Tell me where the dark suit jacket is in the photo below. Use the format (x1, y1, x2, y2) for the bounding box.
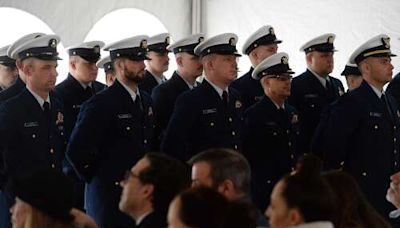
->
(0, 76, 25, 104)
(139, 70, 161, 95)
(316, 80, 400, 217)
(151, 71, 191, 150)
(66, 80, 153, 228)
(55, 74, 106, 139)
(161, 79, 243, 161)
(242, 96, 300, 210)
(288, 69, 344, 155)
(230, 67, 264, 111)
(0, 89, 66, 228)
(0, 88, 66, 187)
(136, 212, 166, 228)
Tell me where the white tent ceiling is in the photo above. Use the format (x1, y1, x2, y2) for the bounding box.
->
(1, 0, 400, 88)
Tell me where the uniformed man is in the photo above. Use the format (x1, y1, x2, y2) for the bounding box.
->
(341, 61, 362, 91)
(140, 33, 170, 94)
(66, 35, 154, 228)
(55, 41, 106, 211)
(315, 34, 400, 221)
(55, 41, 106, 139)
(151, 33, 204, 150)
(288, 33, 344, 155)
(230, 25, 281, 110)
(0, 33, 46, 104)
(0, 45, 17, 92)
(161, 33, 244, 161)
(0, 33, 66, 228)
(242, 52, 300, 211)
(96, 55, 115, 87)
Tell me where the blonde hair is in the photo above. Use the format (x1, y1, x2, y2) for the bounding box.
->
(23, 206, 73, 228)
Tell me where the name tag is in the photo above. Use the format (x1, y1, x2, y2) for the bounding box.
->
(24, 121, 39, 127)
(265, 121, 278, 126)
(304, 94, 318, 98)
(72, 104, 82, 109)
(369, 112, 383, 117)
(118, 114, 133, 119)
(202, 108, 217, 114)
(254, 96, 263, 101)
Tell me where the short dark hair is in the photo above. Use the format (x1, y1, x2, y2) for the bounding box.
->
(188, 148, 251, 195)
(138, 153, 190, 214)
(178, 187, 229, 228)
(281, 173, 335, 223)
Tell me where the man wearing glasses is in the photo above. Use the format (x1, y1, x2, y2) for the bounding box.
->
(242, 52, 300, 211)
(119, 153, 190, 228)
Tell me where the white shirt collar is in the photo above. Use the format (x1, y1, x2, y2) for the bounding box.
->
(204, 77, 228, 98)
(79, 81, 92, 90)
(368, 83, 384, 98)
(289, 221, 334, 228)
(26, 86, 50, 109)
(176, 71, 196, 89)
(148, 69, 166, 85)
(118, 79, 140, 102)
(308, 68, 330, 88)
(271, 100, 285, 110)
(389, 208, 400, 219)
(135, 210, 153, 226)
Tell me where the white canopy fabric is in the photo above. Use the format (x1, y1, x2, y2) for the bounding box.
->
(0, 0, 191, 46)
(202, 0, 400, 87)
(1, 0, 400, 87)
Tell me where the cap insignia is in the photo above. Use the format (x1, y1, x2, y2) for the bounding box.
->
(141, 40, 148, 49)
(269, 27, 275, 35)
(281, 55, 288, 64)
(327, 36, 334, 44)
(49, 39, 57, 48)
(382, 37, 390, 49)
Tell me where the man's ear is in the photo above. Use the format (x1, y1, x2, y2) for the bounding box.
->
(142, 184, 154, 200)
(261, 77, 270, 88)
(305, 53, 313, 65)
(206, 57, 214, 71)
(113, 59, 124, 75)
(69, 59, 77, 71)
(217, 179, 236, 198)
(288, 208, 303, 226)
(249, 49, 257, 60)
(16, 59, 23, 71)
(22, 62, 33, 77)
(176, 56, 183, 67)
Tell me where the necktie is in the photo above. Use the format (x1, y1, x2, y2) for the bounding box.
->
(222, 91, 228, 106)
(43, 101, 50, 116)
(134, 94, 144, 122)
(134, 94, 143, 111)
(84, 86, 93, 99)
(325, 78, 333, 92)
(43, 101, 51, 137)
(325, 78, 336, 101)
